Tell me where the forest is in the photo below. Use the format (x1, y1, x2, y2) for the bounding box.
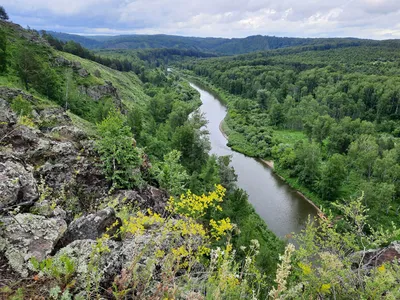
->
(1, 8, 400, 298)
(180, 42, 400, 229)
(47, 30, 379, 55)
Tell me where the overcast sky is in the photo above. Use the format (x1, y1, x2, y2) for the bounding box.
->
(2, 0, 400, 39)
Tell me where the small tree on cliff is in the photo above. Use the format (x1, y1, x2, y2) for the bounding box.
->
(96, 109, 142, 190)
(0, 6, 9, 20)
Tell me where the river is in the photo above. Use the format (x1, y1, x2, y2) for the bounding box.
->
(190, 83, 317, 238)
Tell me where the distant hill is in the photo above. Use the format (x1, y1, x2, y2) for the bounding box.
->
(46, 31, 103, 49)
(45, 31, 368, 55)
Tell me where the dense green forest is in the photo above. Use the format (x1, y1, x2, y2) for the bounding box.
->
(47, 30, 379, 55)
(2, 9, 400, 298)
(180, 42, 400, 229)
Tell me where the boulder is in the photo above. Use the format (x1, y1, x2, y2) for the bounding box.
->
(0, 213, 67, 277)
(112, 185, 168, 214)
(0, 98, 17, 125)
(55, 232, 168, 289)
(78, 81, 119, 102)
(0, 154, 38, 210)
(351, 241, 400, 269)
(77, 68, 89, 78)
(57, 208, 120, 248)
(50, 126, 87, 142)
(31, 200, 67, 219)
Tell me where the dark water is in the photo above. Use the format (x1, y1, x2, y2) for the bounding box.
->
(191, 83, 317, 237)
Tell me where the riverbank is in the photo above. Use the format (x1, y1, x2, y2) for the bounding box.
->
(187, 72, 325, 218)
(219, 118, 325, 217)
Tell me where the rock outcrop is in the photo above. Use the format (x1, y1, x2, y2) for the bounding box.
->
(352, 241, 400, 270)
(0, 154, 38, 210)
(56, 208, 121, 248)
(79, 81, 121, 103)
(0, 213, 67, 277)
(0, 88, 169, 281)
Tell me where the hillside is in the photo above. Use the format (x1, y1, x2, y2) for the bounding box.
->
(2, 17, 400, 299)
(180, 38, 400, 229)
(47, 30, 370, 55)
(0, 19, 285, 299)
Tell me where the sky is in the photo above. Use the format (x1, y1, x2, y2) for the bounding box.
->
(2, 0, 400, 39)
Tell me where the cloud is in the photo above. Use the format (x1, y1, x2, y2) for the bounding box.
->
(1, 0, 400, 39)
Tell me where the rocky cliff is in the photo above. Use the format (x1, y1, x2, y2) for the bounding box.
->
(0, 89, 169, 290)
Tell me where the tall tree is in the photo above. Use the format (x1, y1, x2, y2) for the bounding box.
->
(0, 6, 9, 20)
(317, 154, 347, 200)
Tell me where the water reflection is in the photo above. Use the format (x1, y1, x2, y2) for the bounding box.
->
(191, 83, 317, 237)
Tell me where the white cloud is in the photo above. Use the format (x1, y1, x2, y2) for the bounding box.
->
(1, 0, 400, 39)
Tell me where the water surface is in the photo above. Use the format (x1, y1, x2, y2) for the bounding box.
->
(191, 83, 317, 237)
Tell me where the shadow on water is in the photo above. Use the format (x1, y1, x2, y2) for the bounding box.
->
(190, 82, 317, 238)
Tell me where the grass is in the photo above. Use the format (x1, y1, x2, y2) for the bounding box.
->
(58, 52, 150, 110)
(274, 129, 307, 146)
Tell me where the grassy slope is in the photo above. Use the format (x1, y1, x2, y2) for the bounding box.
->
(58, 52, 149, 110)
(1, 21, 149, 134)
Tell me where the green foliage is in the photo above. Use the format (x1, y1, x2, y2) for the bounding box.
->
(30, 254, 76, 287)
(317, 153, 346, 200)
(277, 194, 400, 299)
(182, 41, 400, 228)
(295, 142, 321, 188)
(0, 29, 6, 73)
(96, 110, 142, 189)
(154, 150, 189, 196)
(10, 95, 32, 116)
(0, 6, 8, 20)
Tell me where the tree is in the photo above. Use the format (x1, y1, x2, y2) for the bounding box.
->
(96, 110, 142, 189)
(155, 150, 189, 196)
(127, 108, 143, 139)
(348, 135, 379, 179)
(15, 47, 39, 90)
(0, 6, 9, 21)
(317, 153, 346, 200)
(295, 142, 321, 188)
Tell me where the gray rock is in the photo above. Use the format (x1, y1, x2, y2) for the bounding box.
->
(50, 126, 87, 142)
(0, 98, 17, 125)
(54, 56, 71, 67)
(39, 108, 71, 128)
(57, 208, 120, 248)
(0, 87, 37, 105)
(31, 200, 67, 219)
(55, 239, 122, 288)
(78, 81, 119, 102)
(0, 155, 38, 210)
(0, 213, 67, 277)
(112, 186, 168, 214)
(78, 68, 89, 77)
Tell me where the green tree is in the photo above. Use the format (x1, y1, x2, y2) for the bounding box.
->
(348, 135, 379, 179)
(96, 110, 142, 189)
(127, 108, 143, 139)
(0, 6, 8, 20)
(155, 150, 189, 196)
(295, 142, 321, 187)
(15, 46, 39, 90)
(361, 181, 396, 215)
(310, 115, 335, 144)
(317, 153, 346, 200)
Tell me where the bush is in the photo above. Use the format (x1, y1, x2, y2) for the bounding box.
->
(11, 95, 32, 116)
